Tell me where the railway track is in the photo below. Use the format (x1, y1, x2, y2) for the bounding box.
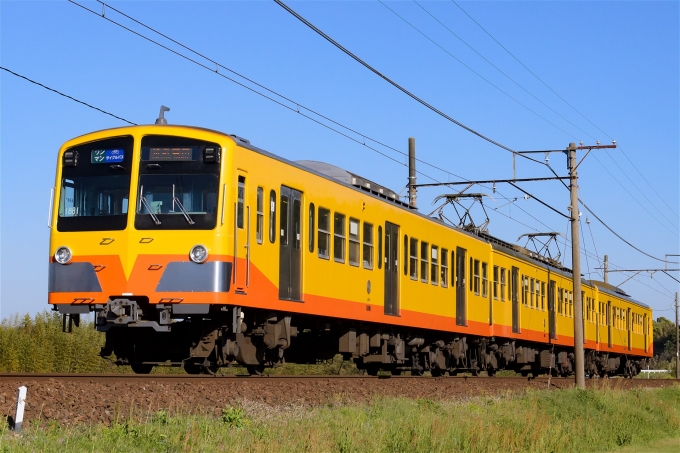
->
(0, 372, 672, 382)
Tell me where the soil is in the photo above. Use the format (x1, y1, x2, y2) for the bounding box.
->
(0, 375, 676, 426)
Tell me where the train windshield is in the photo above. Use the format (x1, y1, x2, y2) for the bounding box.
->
(57, 136, 133, 232)
(137, 174, 218, 226)
(135, 135, 221, 230)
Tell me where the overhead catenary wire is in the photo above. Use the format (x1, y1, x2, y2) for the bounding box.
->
(450, 0, 679, 221)
(69, 0, 674, 293)
(272, 0, 547, 167)
(0, 66, 136, 125)
(378, 0, 577, 139)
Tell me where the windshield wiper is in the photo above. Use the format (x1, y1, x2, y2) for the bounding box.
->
(140, 197, 161, 225)
(173, 197, 195, 225)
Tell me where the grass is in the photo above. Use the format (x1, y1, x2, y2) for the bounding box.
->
(1, 385, 678, 452)
(612, 438, 680, 453)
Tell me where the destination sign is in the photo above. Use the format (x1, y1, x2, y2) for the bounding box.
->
(91, 149, 125, 164)
(142, 146, 199, 162)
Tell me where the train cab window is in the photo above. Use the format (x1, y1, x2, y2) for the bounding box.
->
(530, 278, 535, 308)
(430, 246, 439, 285)
(541, 282, 546, 310)
(473, 260, 480, 295)
(363, 223, 374, 269)
(409, 238, 418, 280)
(237, 176, 245, 228)
(441, 248, 449, 288)
(58, 136, 133, 232)
(308, 203, 315, 252)
(318, 207, 330, 259)
(334, 213, 346, 263)
(420, 242, 429, 283)
(349, 218, 360, 267)
(269, 190, 276, 243)
(378, 226, 383, 269)
(481, 262, 488, 297)
(256, 187, 263, 244)
(500, 268, 507, 301)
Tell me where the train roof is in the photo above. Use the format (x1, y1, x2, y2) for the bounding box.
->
(65, 124, 650, 310)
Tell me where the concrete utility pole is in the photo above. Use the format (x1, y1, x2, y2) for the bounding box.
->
(675, 293, 680, 380)
(568, 142, 585, 390)
(604, 255, 609, 284)
(408, 137, 417, 209)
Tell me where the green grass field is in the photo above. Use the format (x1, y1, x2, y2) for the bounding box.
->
(1, 385, 678, 452)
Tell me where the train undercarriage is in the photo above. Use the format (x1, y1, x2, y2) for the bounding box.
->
(70, 298, 645, 378)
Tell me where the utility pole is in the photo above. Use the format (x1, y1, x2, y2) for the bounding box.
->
(568, 142, 586, 390)
(408, 137, 417, 209)
(675, 293, 680, 381)
(604, 255, 609, 284)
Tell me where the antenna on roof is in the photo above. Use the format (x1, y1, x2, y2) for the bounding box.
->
(155, 105, 170, 125)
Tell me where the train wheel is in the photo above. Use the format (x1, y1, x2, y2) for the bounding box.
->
(182, 360, 202, 375)
(131, 364, 153, 375)
(246, 365, 265, 376)
(487, 368, 496, 377)
(431, 368, 444, 378)
(365, 365, 380, 376)
(390, 369, 402, 376)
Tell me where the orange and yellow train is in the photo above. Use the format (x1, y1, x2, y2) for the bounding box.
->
(49, 121, 652, 375)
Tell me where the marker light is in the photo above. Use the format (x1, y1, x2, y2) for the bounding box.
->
(189, 245, 208, 264)
(54, 246, 72, 265)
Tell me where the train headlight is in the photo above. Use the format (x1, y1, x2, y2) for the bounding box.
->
(189, 245, 208, 264)
(54, 246, 72, 265)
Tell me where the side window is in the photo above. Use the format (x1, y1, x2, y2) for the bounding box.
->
(363, 223, 374, 269)
(420, 241, 429, 283)
(523, 276, 529, 306)
(269, 190, 276, 243)
(481, 262, 488, 297)
(541, 281, 546, 310)
(469, 257, 474, 291)
(378, 226, 383, 269)
(493, 266, 499, 300)
(441, 248, 448, 287)
(318, 207, 330, 259)
(500, 268, 506, 301)
(333, 213, 346, 263)
(473, 259, 480, 295)
(237, 176, 245, 229)
(530, 277, 535, 308)
(308, 203, 315, 252)
(409, 238, 418, 280)
(349, 218, 360, 267)
(558, 288, 563, 314)
(256, 187, 263, 244)
(430, 246, 439, 285)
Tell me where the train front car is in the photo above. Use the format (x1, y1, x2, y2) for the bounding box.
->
(49, 125, 253, 374)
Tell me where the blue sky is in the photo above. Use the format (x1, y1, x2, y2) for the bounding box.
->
(1, 0, 678, 319)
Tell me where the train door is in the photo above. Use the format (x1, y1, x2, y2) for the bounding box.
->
(548, 279, 557, 341)
(607, 301, 612, 348)
(384, 222, 399, 315)
(456, 247, 467, 326)
(511, 266, 519, 333)
(234, 173, 249, 293)
(627, 308, 632, 350)
(643, 314, 648, 353)
(279, 186, 302, 301)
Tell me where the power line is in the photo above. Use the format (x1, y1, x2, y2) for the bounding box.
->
(450, 0, 679, 221)
(72, 0, 673, 286)
(379, 0, 577, 139)
(273, 0, 547, 167)
(590, 154, 678, 238)
(0, 66, 136, 125)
